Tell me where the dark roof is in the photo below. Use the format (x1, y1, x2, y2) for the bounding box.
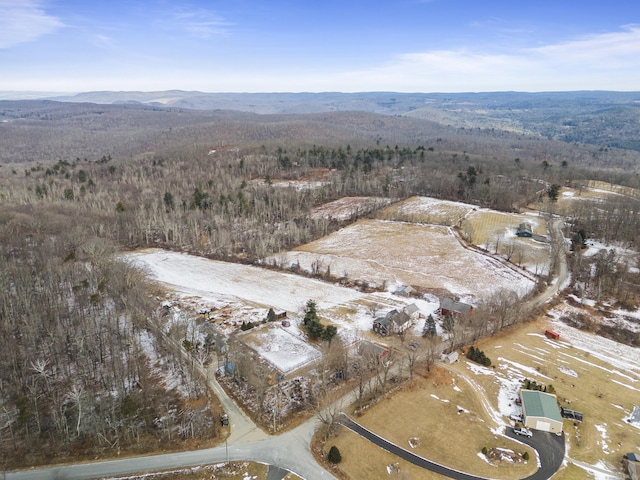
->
(440, 298, 472, 315)
(517, 222, 533, 233)
(521, 390, 562, 423)
(627, 452, 640, 462)
(374, 317, 390, 327)
(389, 310, 411, 327)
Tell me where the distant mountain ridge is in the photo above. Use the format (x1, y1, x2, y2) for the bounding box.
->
(39, 90, 640, 151)
(2, 89, 640, 152)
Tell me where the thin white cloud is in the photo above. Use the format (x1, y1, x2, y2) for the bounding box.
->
(0, 0, 64, 48)
(332, 25, 640, 92)
(530, 24, 640, 68)
(169, 7, 232, 39)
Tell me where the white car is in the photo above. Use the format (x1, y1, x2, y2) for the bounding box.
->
(514, 427, 532, 438)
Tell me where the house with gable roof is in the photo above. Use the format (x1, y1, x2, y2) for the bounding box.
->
(373, 309, 412, 336)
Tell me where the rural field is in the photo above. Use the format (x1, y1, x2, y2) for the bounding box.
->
(126, 191, 639, 480)
(328, 314, 640, 480)
(274, 217, 535, 302)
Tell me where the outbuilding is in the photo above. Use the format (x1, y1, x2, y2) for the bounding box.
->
(516, 222, 533, 237)
(441, 351, 459, 364)
(520, 389, 563, 434)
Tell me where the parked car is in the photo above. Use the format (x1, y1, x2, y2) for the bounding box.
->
(509, 414, 523, 423)
(514, 427, 532, 438)
(220, 413, 229, 426)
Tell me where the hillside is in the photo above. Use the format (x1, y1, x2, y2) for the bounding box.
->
(28, 90, 640, 152)
(2, 99, 640, 173)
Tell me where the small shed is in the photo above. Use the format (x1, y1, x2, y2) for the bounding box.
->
(624, 453, 640, 480)
(441, 351, 459, 364)
(521, 389, 563, 434)
(516, 222, 533, 237)
(394, 285, 414, 297)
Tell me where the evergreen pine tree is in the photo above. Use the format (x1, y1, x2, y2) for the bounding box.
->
(328, 445, 342, 464)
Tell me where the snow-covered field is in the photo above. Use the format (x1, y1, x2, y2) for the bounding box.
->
(126, 248, 439, 372)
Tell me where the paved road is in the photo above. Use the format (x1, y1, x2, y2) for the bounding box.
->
(6, 217, 571, 480)
(339, 414, 488, 480)
(341, 414, 566, 480)
(6, 360, 338, 480)
(505, 428, 566, 480)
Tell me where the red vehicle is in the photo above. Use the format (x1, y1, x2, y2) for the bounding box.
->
(545, 330, 560, 340)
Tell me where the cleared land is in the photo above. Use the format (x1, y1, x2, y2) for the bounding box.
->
(276, 217, 535, 302)
(455, 314, 640, 477)
(329, 314, 639, 480)
(334, 368, 537, 480)
(375, 196, 551, 274)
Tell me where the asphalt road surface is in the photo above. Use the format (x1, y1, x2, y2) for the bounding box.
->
(6, 217, 570, 480)
(340, 414, 566, 480)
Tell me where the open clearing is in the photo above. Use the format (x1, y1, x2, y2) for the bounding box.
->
(375, 196, 551, 272)
(127, 248, 440, 373)
(272, 218, 534, 302)
(335, 368, 537, 480)
(332, 312, 639, 480)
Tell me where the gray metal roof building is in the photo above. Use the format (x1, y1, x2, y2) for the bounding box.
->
(521, 389, 563, 434)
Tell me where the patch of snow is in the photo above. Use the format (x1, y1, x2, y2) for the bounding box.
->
(558, 366, 578, 377)
(477, 451, 491, 464)
(594, 423, 610, 454)
(571, 460, 621, 480)
(498, 357, 553, 380)
(241, 323, 321, 374)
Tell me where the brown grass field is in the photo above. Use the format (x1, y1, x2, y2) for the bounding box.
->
(285, 218, 534, 300)
(376, 196, 551, 274)
(374, 196, 476, 226)
(327, 315, 640, 480)
(330, 367, 537, 480)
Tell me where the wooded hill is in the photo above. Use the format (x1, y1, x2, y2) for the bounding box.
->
(30, 89, 640, 152)
(0, 98, 638, 468)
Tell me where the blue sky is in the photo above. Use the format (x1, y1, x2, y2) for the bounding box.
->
(1, 0, 639, 93)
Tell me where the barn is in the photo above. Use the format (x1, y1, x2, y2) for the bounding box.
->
(516, 222, 533, 237)
(440, 298, 473, 318)
(520, 389, 563, 434)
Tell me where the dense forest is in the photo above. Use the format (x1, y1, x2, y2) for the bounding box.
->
(0, 99, 639, 468)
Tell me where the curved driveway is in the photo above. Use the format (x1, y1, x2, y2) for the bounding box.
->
(340, 414, 565, 480)
(7, 217, 570, 480)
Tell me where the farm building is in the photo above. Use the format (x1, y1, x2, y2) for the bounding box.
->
(403, 303, 420, 319)
(439, 298, 473, 318)
(394, 285, 414, 297)
(372, 317, 391, 336)
(520, 389, 563, 434)
(545, 329, 560, 340)
(516, 222, 533, 237)
(441, 351, 459, 364)
(373, 309, 412, 336)
(624, 453, 640, 480)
